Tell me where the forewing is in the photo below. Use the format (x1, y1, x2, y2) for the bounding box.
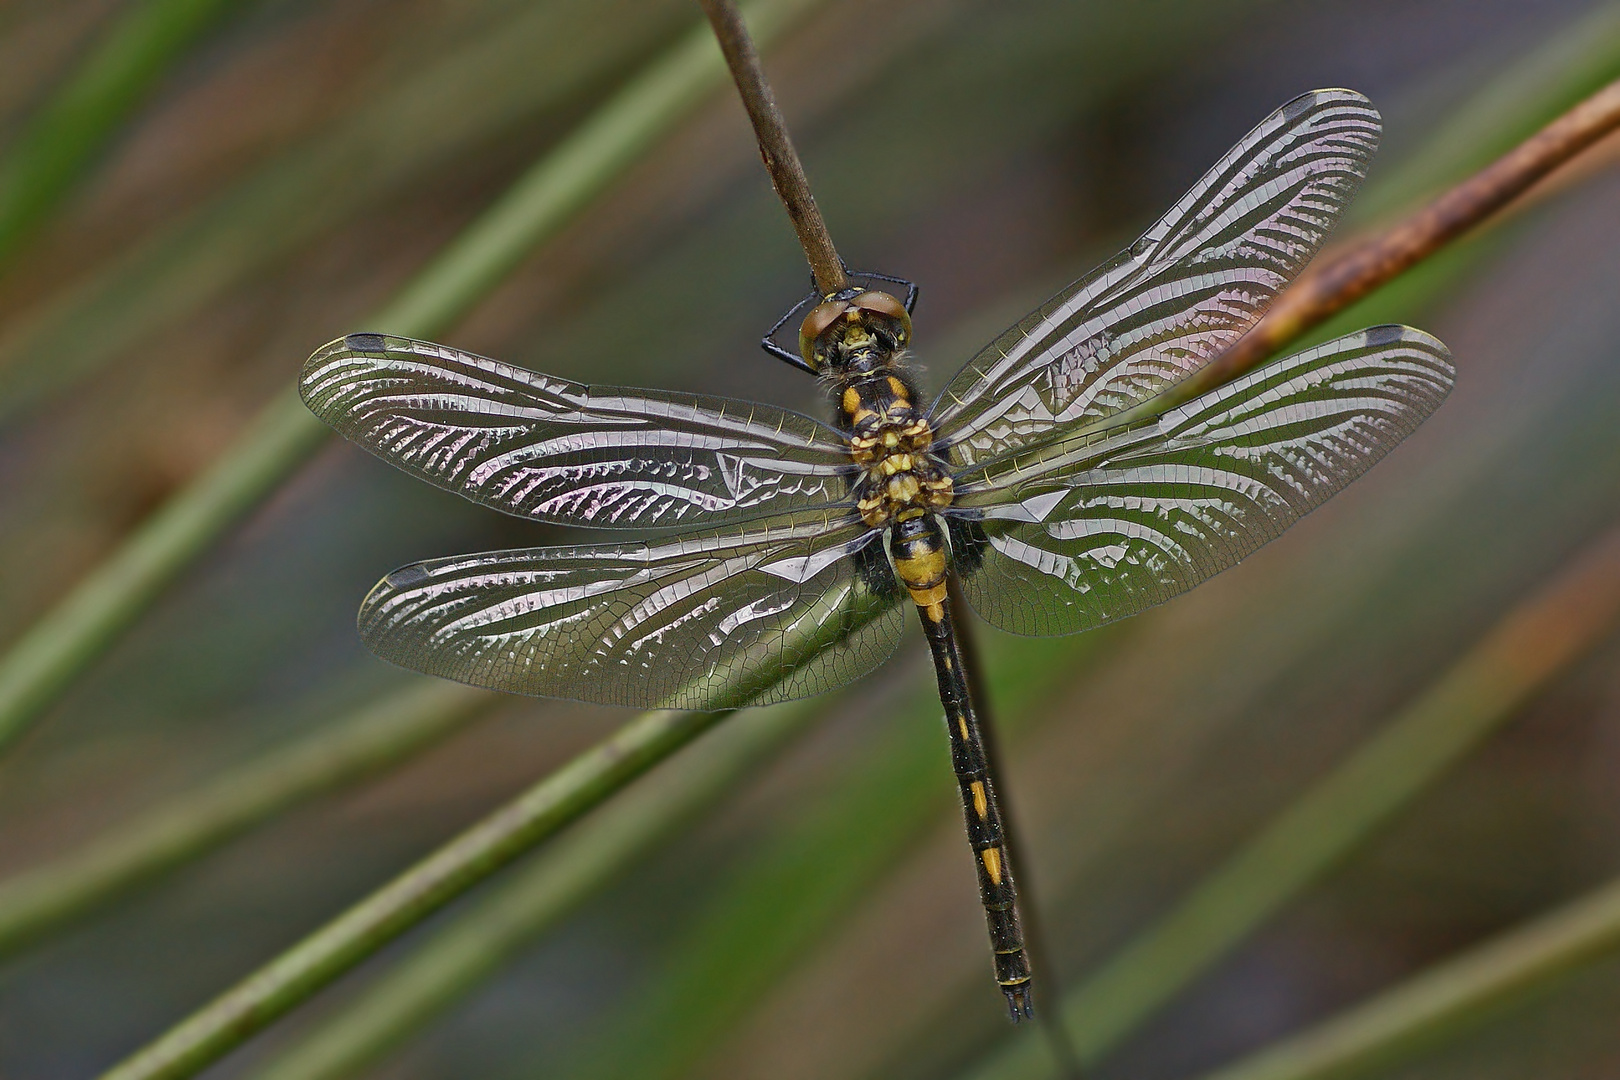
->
(949, 327, 1453, 636)
(932, 89, 1381, 465)
(302, 334, 855, 528)
(359, 512, 904, 709)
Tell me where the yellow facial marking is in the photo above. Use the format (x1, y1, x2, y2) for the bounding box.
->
(981, 846, 1004, 885)
(970, 781, 988, 819)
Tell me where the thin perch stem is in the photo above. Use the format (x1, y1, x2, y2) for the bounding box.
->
(700, 0, 848, 294)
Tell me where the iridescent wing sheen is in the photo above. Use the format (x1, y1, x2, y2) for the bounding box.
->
(301, 334, 855, 529)
(931, 88, 1381, 465)
(358, 511, 904, 708)
(947, 327, 1454, 637)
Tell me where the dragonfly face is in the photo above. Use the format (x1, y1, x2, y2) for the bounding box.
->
(301, 88, 1456, 1020)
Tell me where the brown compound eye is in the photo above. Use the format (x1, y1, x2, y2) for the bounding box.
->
(798, 298, 850, 369)
(851, 290, 912, 346)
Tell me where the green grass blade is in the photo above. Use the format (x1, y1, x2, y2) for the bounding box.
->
(97, 706, 734, 1080)
(243, 698, 822, 1080)
(0, 680, 491, 959)
(961, 525, 1620, 1080)
(1194, 874, 1620, 1080)
(0, 0, 248, 270)
(0, 0, 820, 759)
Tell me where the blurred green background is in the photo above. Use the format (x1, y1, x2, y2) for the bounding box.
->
(2, 1, 1620, 1078)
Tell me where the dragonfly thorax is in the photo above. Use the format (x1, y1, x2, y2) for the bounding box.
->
(836, 368, 954, 529)
(808, 298, 954, 528)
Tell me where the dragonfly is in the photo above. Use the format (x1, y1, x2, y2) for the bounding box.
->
(300, 89, 1454, 1021)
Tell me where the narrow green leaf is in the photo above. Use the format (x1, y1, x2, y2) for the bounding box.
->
(243, 698, 822, 1080)
(1350, 1, 1620, 223)
(97, 706, 733, 1080)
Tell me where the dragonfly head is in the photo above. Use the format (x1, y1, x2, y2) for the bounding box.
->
(799, 288, 911, 372)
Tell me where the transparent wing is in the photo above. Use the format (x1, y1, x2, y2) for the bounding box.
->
(358, 512, 904, 709)
(948, 326, 1454, 636)
(932, 89, 1381, 465)
(301, 334, 855, 529)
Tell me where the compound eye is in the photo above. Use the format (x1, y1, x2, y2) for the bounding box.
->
(851, 290, 912, 345)
(798, 298, 850, 369)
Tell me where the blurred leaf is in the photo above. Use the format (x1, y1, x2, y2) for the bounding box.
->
(0, 0, 692, 420)
(0, 680, 490, 959)
(1195, 872, 1620, 1080)
(0, 0, 250, 272)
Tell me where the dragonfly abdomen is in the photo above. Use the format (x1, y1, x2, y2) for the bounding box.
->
(891, 513, 1035, 1019)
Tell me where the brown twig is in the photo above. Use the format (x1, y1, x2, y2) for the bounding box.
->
(700, 0, 848, 295)
(1167, 75, 1620, 408)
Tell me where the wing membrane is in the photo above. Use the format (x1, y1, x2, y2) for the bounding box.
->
(932, 89, 1381, 465)
(302, 334, 855, 529)
(359, 512, 903, 708)
(950, 327, 1454, 636)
